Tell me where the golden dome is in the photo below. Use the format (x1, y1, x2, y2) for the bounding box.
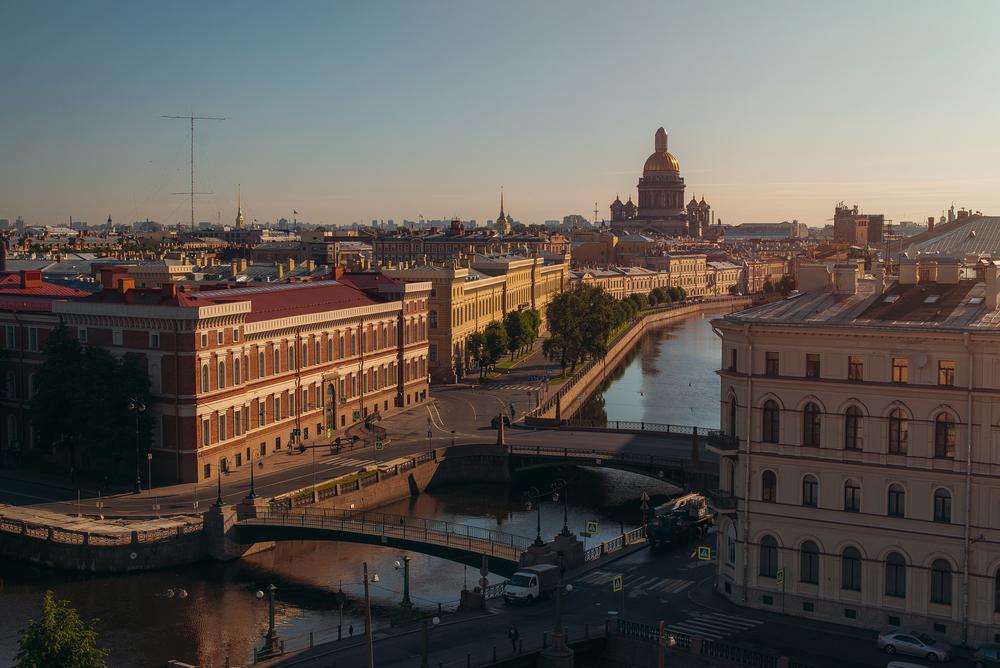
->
(643, 150, 680, 173)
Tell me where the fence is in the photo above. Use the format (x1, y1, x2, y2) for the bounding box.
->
(559, 418, 722, 438)
(0, 515, 204, 547)
(241, 508, 533, 562)
(583, 526, 646, 562)
(270, 451, 437, 512)
(509, 444, 687, 472)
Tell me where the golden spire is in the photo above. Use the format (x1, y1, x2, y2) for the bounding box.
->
(235, 184, 245, 229)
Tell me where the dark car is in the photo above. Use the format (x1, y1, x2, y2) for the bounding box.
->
(491, 415, 511, 429)
(974, 644, 1000, 668)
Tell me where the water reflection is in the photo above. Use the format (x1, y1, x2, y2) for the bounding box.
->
(578, 312, 723, 428)
(0, 468, 678, 667)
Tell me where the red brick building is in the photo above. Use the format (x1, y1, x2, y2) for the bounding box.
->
(4, 266, 430, 484)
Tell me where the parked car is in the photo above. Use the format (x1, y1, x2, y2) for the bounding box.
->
(973, 644, 1000, 668)
(877, 630, 952, 662)
(490, 415, 511, 429)
(886, 662, 932, 668)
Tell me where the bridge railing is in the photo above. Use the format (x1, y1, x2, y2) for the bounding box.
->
(583, 526, 646, 562)
(509, 444, 687, 471)
(558, 419, 722, 438)
(242, 508, 533, 562)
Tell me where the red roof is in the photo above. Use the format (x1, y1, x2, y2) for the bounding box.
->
(181, 281, 378, 322)
(0, 272, 90, 298)
(339, 272, 406, 292)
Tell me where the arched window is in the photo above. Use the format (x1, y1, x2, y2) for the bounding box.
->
(933, 488, 952, 523)
(844, 406, 863, 450)
(887, 483, 905, 518)
(201, 364, 209, 393)
(885, 552, 906, 597)
(761, 470, 777, 503)
(934, 413, 956, 458)
(381, 326, 388, 349)
(762, 400, 780, 443)
(759, 535, 778, 577)
(802, 474, 818, 507)
(994, 569, 1000, 612)
(842, 547, 862, 591)
(888, 409, 908, 454)
(800, 541, 819, 584)
(802, 402, 821, 447)
(289, 345, 296, 368)
(844, 479, 861, 512)
(726, 524, 737, 566)
(273, 348, 281, 372)
(217, 361, 226, 389)
(728, 397, 738, 439)
(258, 351, 265, 377)
(233, 358, 241, 385)
(930, 559, 952, 604)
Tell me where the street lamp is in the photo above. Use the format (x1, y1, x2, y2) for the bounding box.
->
(394, 556, 412, 608)
(419, 615, 441, 668)
(255, 583, 279, 654)
(523, 486, 544, 547)
(128, 398, 146, 494)
(554, 583, 573, 634)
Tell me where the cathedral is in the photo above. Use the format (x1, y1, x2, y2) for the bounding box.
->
(610, 127, 712, 238)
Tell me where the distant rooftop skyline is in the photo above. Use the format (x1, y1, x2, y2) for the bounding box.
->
(3, 1, 999, 229)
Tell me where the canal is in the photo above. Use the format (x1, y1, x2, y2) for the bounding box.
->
(0, 311, 724, 666)
(577, 309, 724, 429)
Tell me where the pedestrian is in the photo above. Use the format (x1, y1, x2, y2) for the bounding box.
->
(509, 403, 516, 419)
(507, 624, 519, 653)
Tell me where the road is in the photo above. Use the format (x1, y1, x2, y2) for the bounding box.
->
(271, 532, 970, 668)
(0, 343, 709, 517)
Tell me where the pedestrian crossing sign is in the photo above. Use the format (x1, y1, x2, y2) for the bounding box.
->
(375, 440, 384, 451)
(586, 520, 599, 534)
(697, 546, 711, 561)
(776, 568, 785, 585)
(612, 574, 623, 593)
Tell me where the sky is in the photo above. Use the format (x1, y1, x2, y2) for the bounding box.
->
(3, 0, 1000, 229)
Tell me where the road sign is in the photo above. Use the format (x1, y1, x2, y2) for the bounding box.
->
(375, 440, 384, 451)
(697, 546, 712, 561)
(640, 491, 650, 502)
(776, 568, 785, 585)
(586, 520, 599, 534)
(352, 410, 361, 421)
(612, 574, 623, 593)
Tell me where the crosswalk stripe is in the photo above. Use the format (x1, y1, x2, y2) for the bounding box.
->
(652, 578, 693, 594)
(666, 621, 726, 640)
(629, 576, 658, 589)
(694, 611, 762, 627)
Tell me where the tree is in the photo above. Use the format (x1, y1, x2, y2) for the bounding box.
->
(15, 590, 107, 668)
(503, 311, 526, 360)
(647, 291, 658, 307)
(521, 308, 541, 353)
(482, 322, 509, 371)
(31, 326, 152, 472)
(651, 287, 669, 305)
(466, 331, 486, 380)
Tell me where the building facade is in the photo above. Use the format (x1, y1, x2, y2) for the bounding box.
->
(712, 258, 1000, 647)
(48, 267, 430, 483)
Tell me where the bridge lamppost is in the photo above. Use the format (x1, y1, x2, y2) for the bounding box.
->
(128, 398, 146, 494)
(256, 583, 279, 656)
(394, 556, 412, 608)
(551, 478, 571, 537)
(523, 486, 545, 547)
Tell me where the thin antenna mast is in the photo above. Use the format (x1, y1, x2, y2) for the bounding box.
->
(162, 113, 226, 232)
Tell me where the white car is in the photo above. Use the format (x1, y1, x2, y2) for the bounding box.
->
(877, 630, 951, 662)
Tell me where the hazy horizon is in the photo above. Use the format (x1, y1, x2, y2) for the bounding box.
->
(3, 0, 999, 229)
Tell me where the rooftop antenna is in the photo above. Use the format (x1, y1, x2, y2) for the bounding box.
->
(162, 113, 226, 232)
(593, 202, 599, 225)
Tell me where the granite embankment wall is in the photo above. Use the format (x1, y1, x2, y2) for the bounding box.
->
(527, 297, 752, 425)
(0, 444, 510, 573)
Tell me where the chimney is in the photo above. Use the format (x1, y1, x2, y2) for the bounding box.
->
(332, 266, 345, 280)
(240, 258, 248, 272)
(19, 270, 42, 289)
(937, 258, 960, 284)
(100, 266, 129, 290)
(987, 261, 1000, 310)
(277, 263, 285, 279)
(307, 259, 315, 271)
(231, 261, 238, 275)
(872, 262, 886, 295)
(288, 258, 296, 271)
(161, 282, 177, 300)
(117, 277, 135, 294)
(833, 263, 858, 295)
(899, 258, 919, 285)
(928, 216, 935, 232)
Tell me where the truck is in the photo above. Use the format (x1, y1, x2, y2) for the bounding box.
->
(646, 492, 714, 550)
(503, 564, 560, 605)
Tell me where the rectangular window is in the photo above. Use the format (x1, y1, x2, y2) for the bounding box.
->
(765, 352, 779, 376)
(888, 487, 905, 517)
(842, 552, 861, 591)
(729, 348, 738, 372)
(77, 328, 87, 345)
(26, 328, 39, 352)
(848, 355, 863, 381)
(202, 419, 210, 446)
(149, 332, 160, 349)
(217, 331, 224, 345)
(938, 360, 955, 386)
(289, 393, 295, 415)
(234, 452, 241, 467)
(234, 411, 242, 436)
(233, 328, 240, 342)
(844, 483, 861, 512)
(802, 478, 818, 507)
(200, 333, 208, 347)
(219, 415, 226, 441)
(203, 463, 211, 479)
(891, 358, 908, 383)
(805, 354, 820, 378)
(429, 343, 437, 363)
(258, 401, 265, 426)
(274, 396, 281, 420)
